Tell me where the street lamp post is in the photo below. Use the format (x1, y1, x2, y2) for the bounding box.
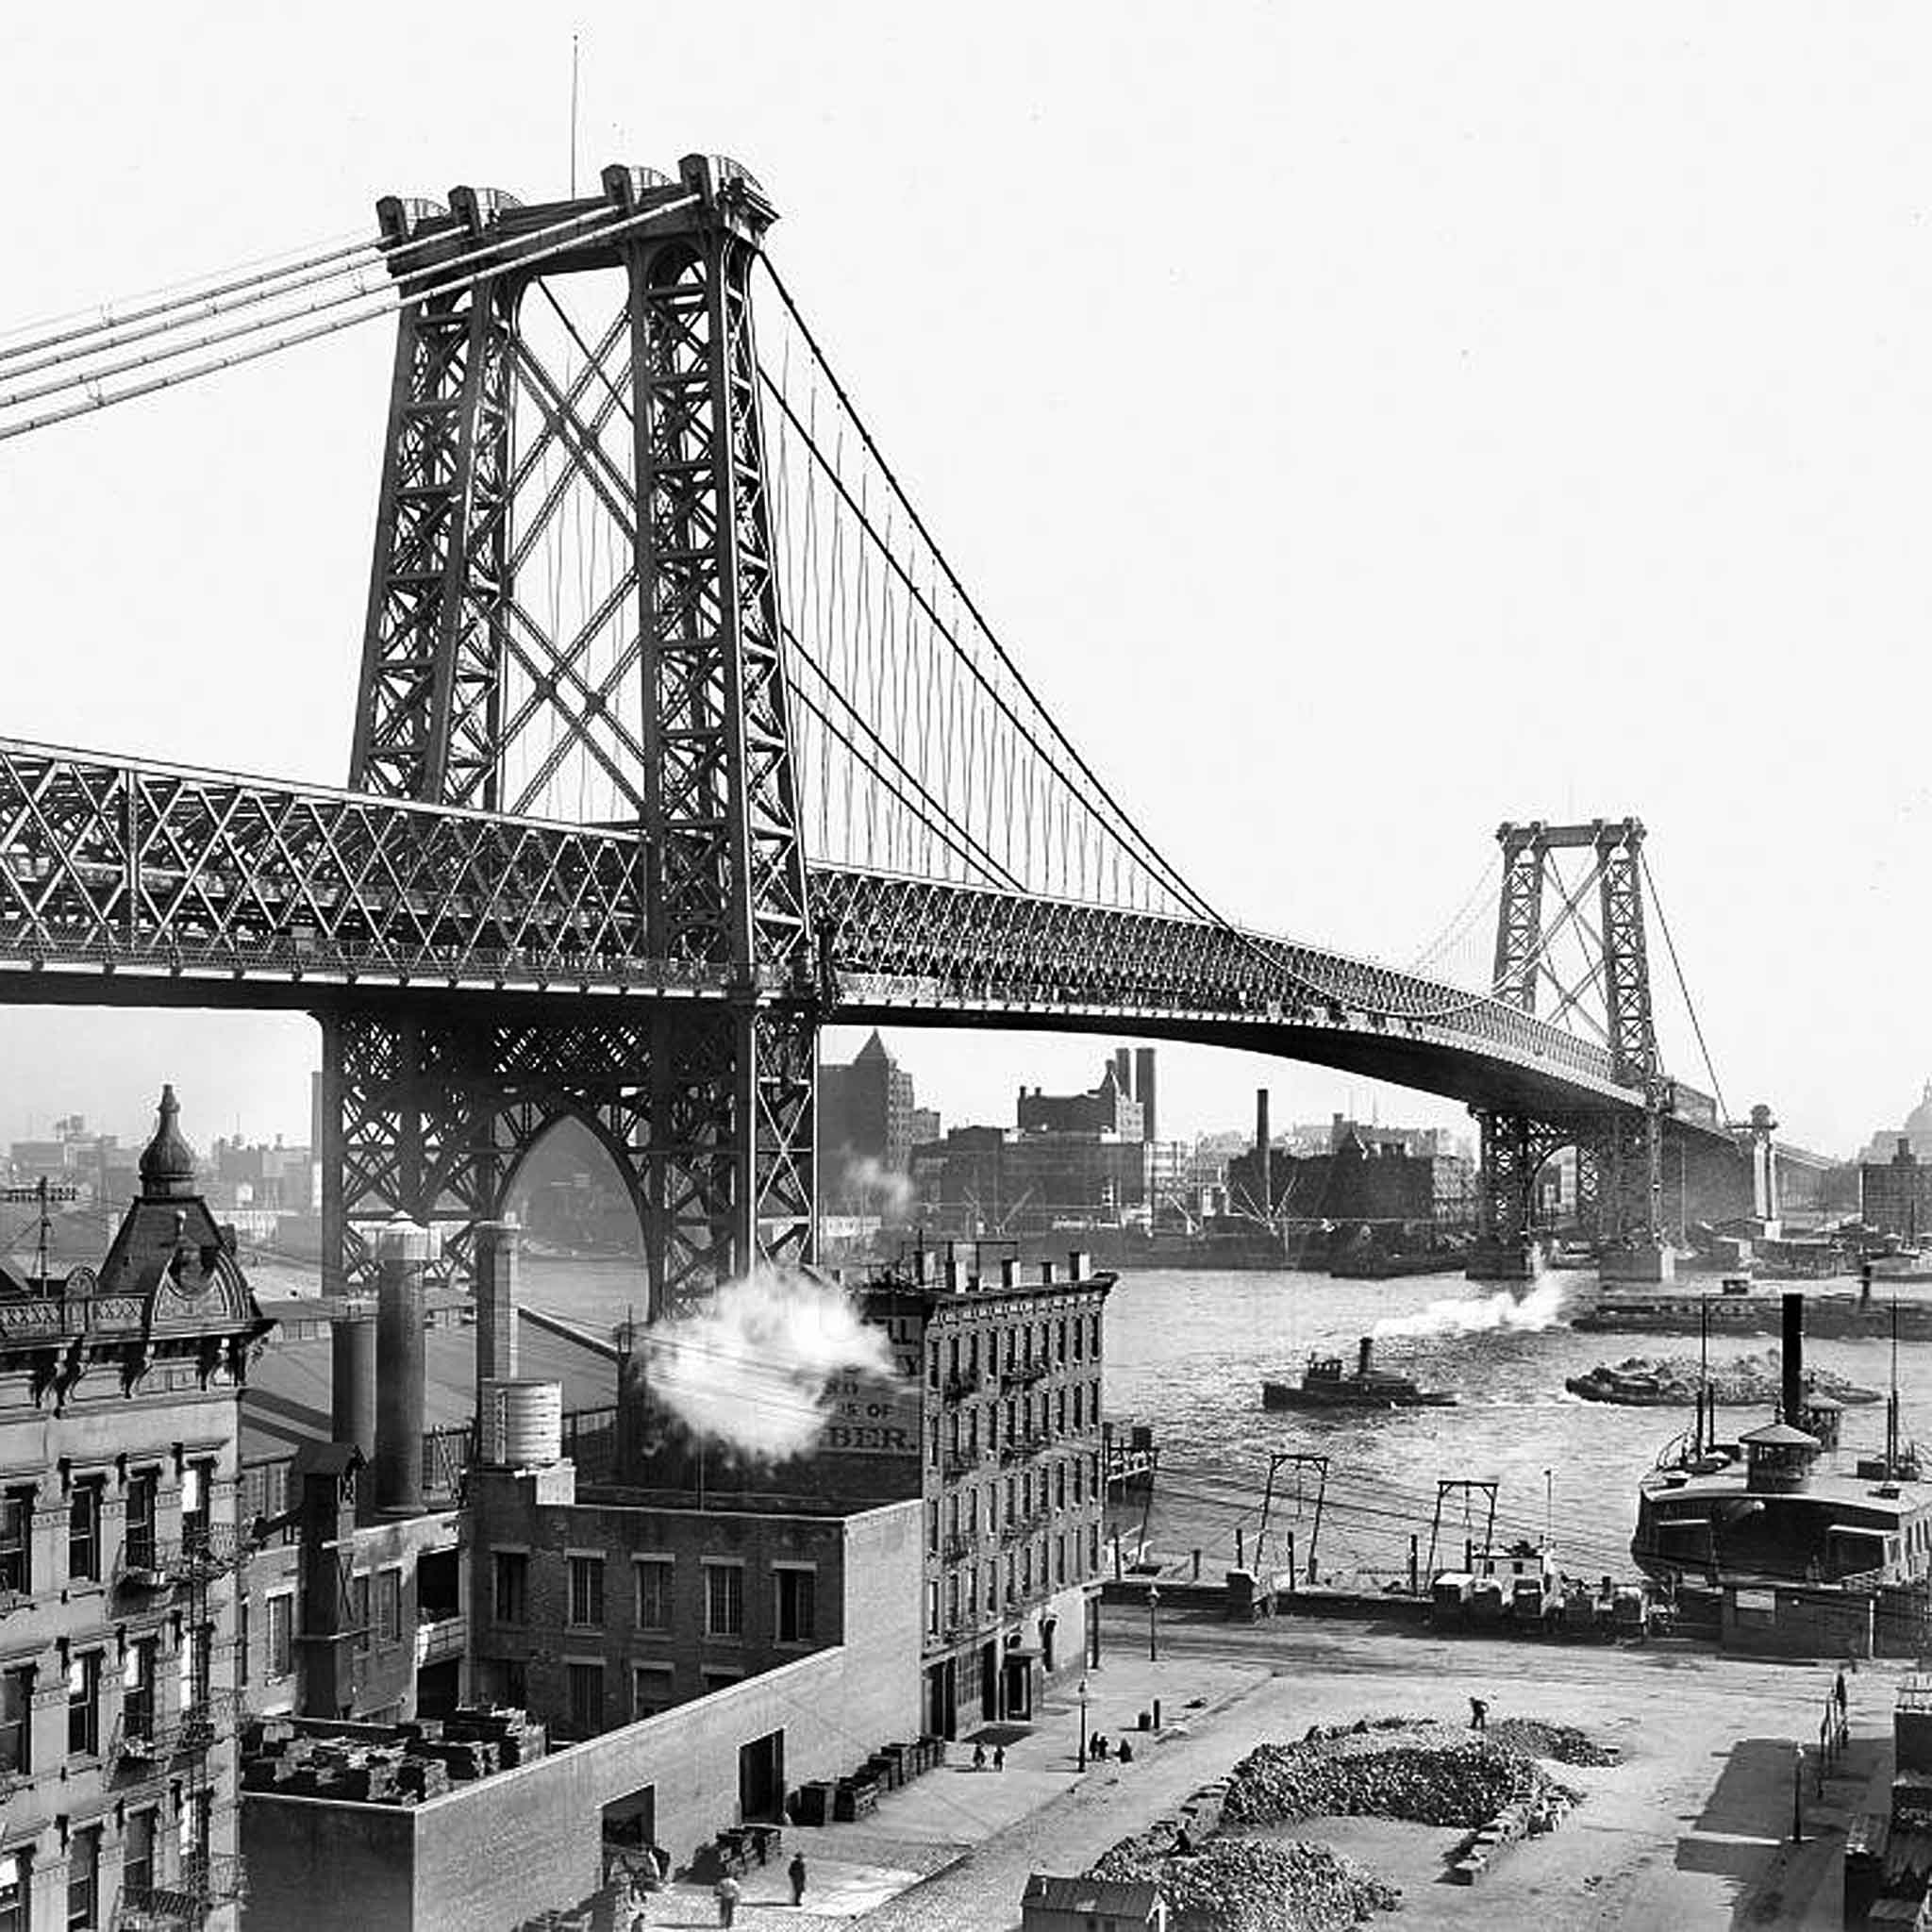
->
(1147, 1584, 1160, 1663)
(1790, 1745, 1805, 1842)
(1077, 1676, 1090, 1771)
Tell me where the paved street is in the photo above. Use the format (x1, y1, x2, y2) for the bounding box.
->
(651, 1605, 1901, 1930)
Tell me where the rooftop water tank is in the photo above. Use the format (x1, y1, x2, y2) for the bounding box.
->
(480, 1378, 563, 1469)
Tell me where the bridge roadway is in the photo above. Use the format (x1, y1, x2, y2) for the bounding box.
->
(0, 738, 1723, 1137)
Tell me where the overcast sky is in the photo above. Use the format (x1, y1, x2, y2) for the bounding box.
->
(1, 4, 1928, 1158)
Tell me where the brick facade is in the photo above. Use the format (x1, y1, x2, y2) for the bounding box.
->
(0, 1088, 269, 1932)
(857, 1249, 1112, 1739)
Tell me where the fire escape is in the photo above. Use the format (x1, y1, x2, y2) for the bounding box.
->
(108, 1500, 250, 1930)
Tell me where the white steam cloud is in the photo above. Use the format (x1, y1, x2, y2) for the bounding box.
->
(844, 1156, 915, 1217)
(1373, 1278, 1566, 1341)
(643, 1267, 901, 1462)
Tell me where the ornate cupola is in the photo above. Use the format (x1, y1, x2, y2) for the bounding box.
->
(138, 1084, 198, 1201)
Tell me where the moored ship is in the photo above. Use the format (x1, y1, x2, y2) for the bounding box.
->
(1631, 1293, 1932, 1601)
(1262, 1336, 1457, 1411)
(1574, 1274, 1932, 1341)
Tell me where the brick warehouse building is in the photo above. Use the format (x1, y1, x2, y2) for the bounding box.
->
(0, 1088, 270, 1932)
(855, 1246, 1113, 1740)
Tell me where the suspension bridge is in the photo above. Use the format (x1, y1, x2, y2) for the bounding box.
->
(0, 155, 1753, 1311)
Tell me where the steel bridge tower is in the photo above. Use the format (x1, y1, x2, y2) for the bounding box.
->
(320, 156, 815, 1314)
(1472, 818, 1672, 1280)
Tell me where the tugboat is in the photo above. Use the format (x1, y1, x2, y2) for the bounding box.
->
(1632, 1292, 1932, 1596)
(1262, 1337, 1457, 1411)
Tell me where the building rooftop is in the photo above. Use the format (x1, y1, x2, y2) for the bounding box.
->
(242, 1310, 615, 1463)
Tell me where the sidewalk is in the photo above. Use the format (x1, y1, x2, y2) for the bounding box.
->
(643, 1643, 1273, 1925)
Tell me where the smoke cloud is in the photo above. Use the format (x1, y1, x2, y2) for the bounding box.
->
(1372, 1277, 1566, 1341)
(844, 1155, 915, 1218)
(642, 1267, 902, 1461)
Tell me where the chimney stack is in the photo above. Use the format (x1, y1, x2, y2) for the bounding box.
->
(1135, 1048, 1157, 1143)
(374, 1219, 432, 1515)
(1781, 1291, 1805, 1427)
(330, 1300, 377, 1518)
(475, 1219, 521, 1395)
(1112, 1047, 1132, 1095)
(1256, 1089, 1273, 1213)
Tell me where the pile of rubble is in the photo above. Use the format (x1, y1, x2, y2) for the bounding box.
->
(1485, 1718, 1619, 1767)
(1221, 1722, 1582, 1831)
(1091, 1834, 1400, 1932)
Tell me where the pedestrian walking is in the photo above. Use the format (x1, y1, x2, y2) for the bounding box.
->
(972, 1741, 987, 1771)
(1117, 1739, 1134, 1765)
(1469, 1696, 1489, 1732)
(993, 1744, 1006, 1772)
(789, 1851, 808, 1907)
(1091, 1733, 1108, 1761)
(1836, 1670, 1849, 1715)
(714, 1874, 741, 1927)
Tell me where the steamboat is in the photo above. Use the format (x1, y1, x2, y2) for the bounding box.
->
(1261, 1336, 1457, 1411)
(1631, 1292, 1932, 1597)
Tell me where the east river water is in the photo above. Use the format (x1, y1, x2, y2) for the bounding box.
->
(237, 1251, 1932, 1588)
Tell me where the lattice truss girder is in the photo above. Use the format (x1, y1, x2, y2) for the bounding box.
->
(320, 1002, 812, 1306)
(341, 166, 815, 1298)
(0, 741, 648, 974)
(813, 868, 1627, 1091)
(1474, 1108, 1663, 1250)
(1487, 820, 1661, 1095)
(1472, 1110, 1573, 1251)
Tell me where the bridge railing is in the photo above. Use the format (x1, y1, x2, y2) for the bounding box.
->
(0, 739, 677, 988)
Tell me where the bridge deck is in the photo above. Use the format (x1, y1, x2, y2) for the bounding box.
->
(0, 741, 1723, 1133)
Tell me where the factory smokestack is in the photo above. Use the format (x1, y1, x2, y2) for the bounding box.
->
(1256, 1089, 1273, 1215)
(374, 1220, 431, 1515)
(1135, 1048, 1157, 1143)
(1113, 1047, 1132, 1095)
(1781, 1291, 1805, 1427)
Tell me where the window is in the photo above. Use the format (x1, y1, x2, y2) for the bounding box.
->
(349, 1574, 371, 1656)
(377, 1569, 403, 1647)
(237, 1600, 250, 1687)
(123, 1639, 157, 1744)
(123, 1811, 156, 1899)
(567, 1660, 604, 1737)
(1056, 1533, 1067, 1587)
(125, 1473, 158, 1573)
(569, 1555, 606, 1629)
(66, 1825, 98, 1931)
(183, 1624, 212, 1712)
(1089, 1313, 1101, 1357)
(0, 1852, 28, 1932)
(927, 1341, 940, 1390)
(633, 1557, 673, 1631)
(1056, 1462, 1067, 1509)
(492, 1550, 528, 1626)
(1073, 1384, 1084, 1430)
(178, 1787, 210, 1872)
(704, 1564, 744, 1638)
(925, 1502, 940, 1555)
(774, 1568, 816, 1645)
(700, 1668, 742, 1695)
(1073, 1316, 1084, 1362)
(67, 1650, 100, 1757)
(0, 1665, 30, 1776)
(0, 1491, 30, 1596)
(180, 1460, 213, 1557)
(631, 1664, 675, 1720)
(68, 1482, 100, 1585)
(266, 1594, 293, 1678)
(1057, 1318, 1068, 1364)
